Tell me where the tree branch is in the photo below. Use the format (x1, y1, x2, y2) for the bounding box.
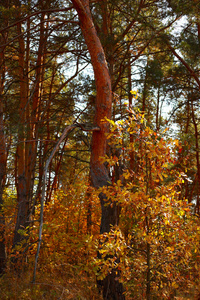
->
(0, 7, 74, 34)
(166, 42, 200, 89)
(32, 122, 100, 282)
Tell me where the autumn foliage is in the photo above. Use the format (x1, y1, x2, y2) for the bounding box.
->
(1, 1, 200, 299)
(0, 109, 200, 299)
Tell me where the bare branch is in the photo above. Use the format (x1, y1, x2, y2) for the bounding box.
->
(32, 122, 100, 282)
(0, 7, 74, 34)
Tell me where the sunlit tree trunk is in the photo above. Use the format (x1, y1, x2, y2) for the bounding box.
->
(71, 0, 125, 298)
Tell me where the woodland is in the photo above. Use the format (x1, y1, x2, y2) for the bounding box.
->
(0, 0, 200, 299)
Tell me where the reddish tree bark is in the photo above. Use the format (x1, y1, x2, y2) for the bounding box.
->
(13, 11, 47, 251)
(71, 1, 125, 299)
(26, 12, 46, 203)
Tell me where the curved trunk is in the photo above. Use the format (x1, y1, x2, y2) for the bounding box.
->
(71, 1, 125, 299)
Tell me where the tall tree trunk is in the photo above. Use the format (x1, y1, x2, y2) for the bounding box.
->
(71, 1, 125, 299)
(27, 12, 46, 205)
(13, 12, 47, 251)
(13, 21, 29, 249)
(191, 102, 200, 215)
(128, 55, 134, 171)
(0, 37, 7, 274)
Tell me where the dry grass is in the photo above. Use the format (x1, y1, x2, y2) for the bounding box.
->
(0, 263, 103, 300)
